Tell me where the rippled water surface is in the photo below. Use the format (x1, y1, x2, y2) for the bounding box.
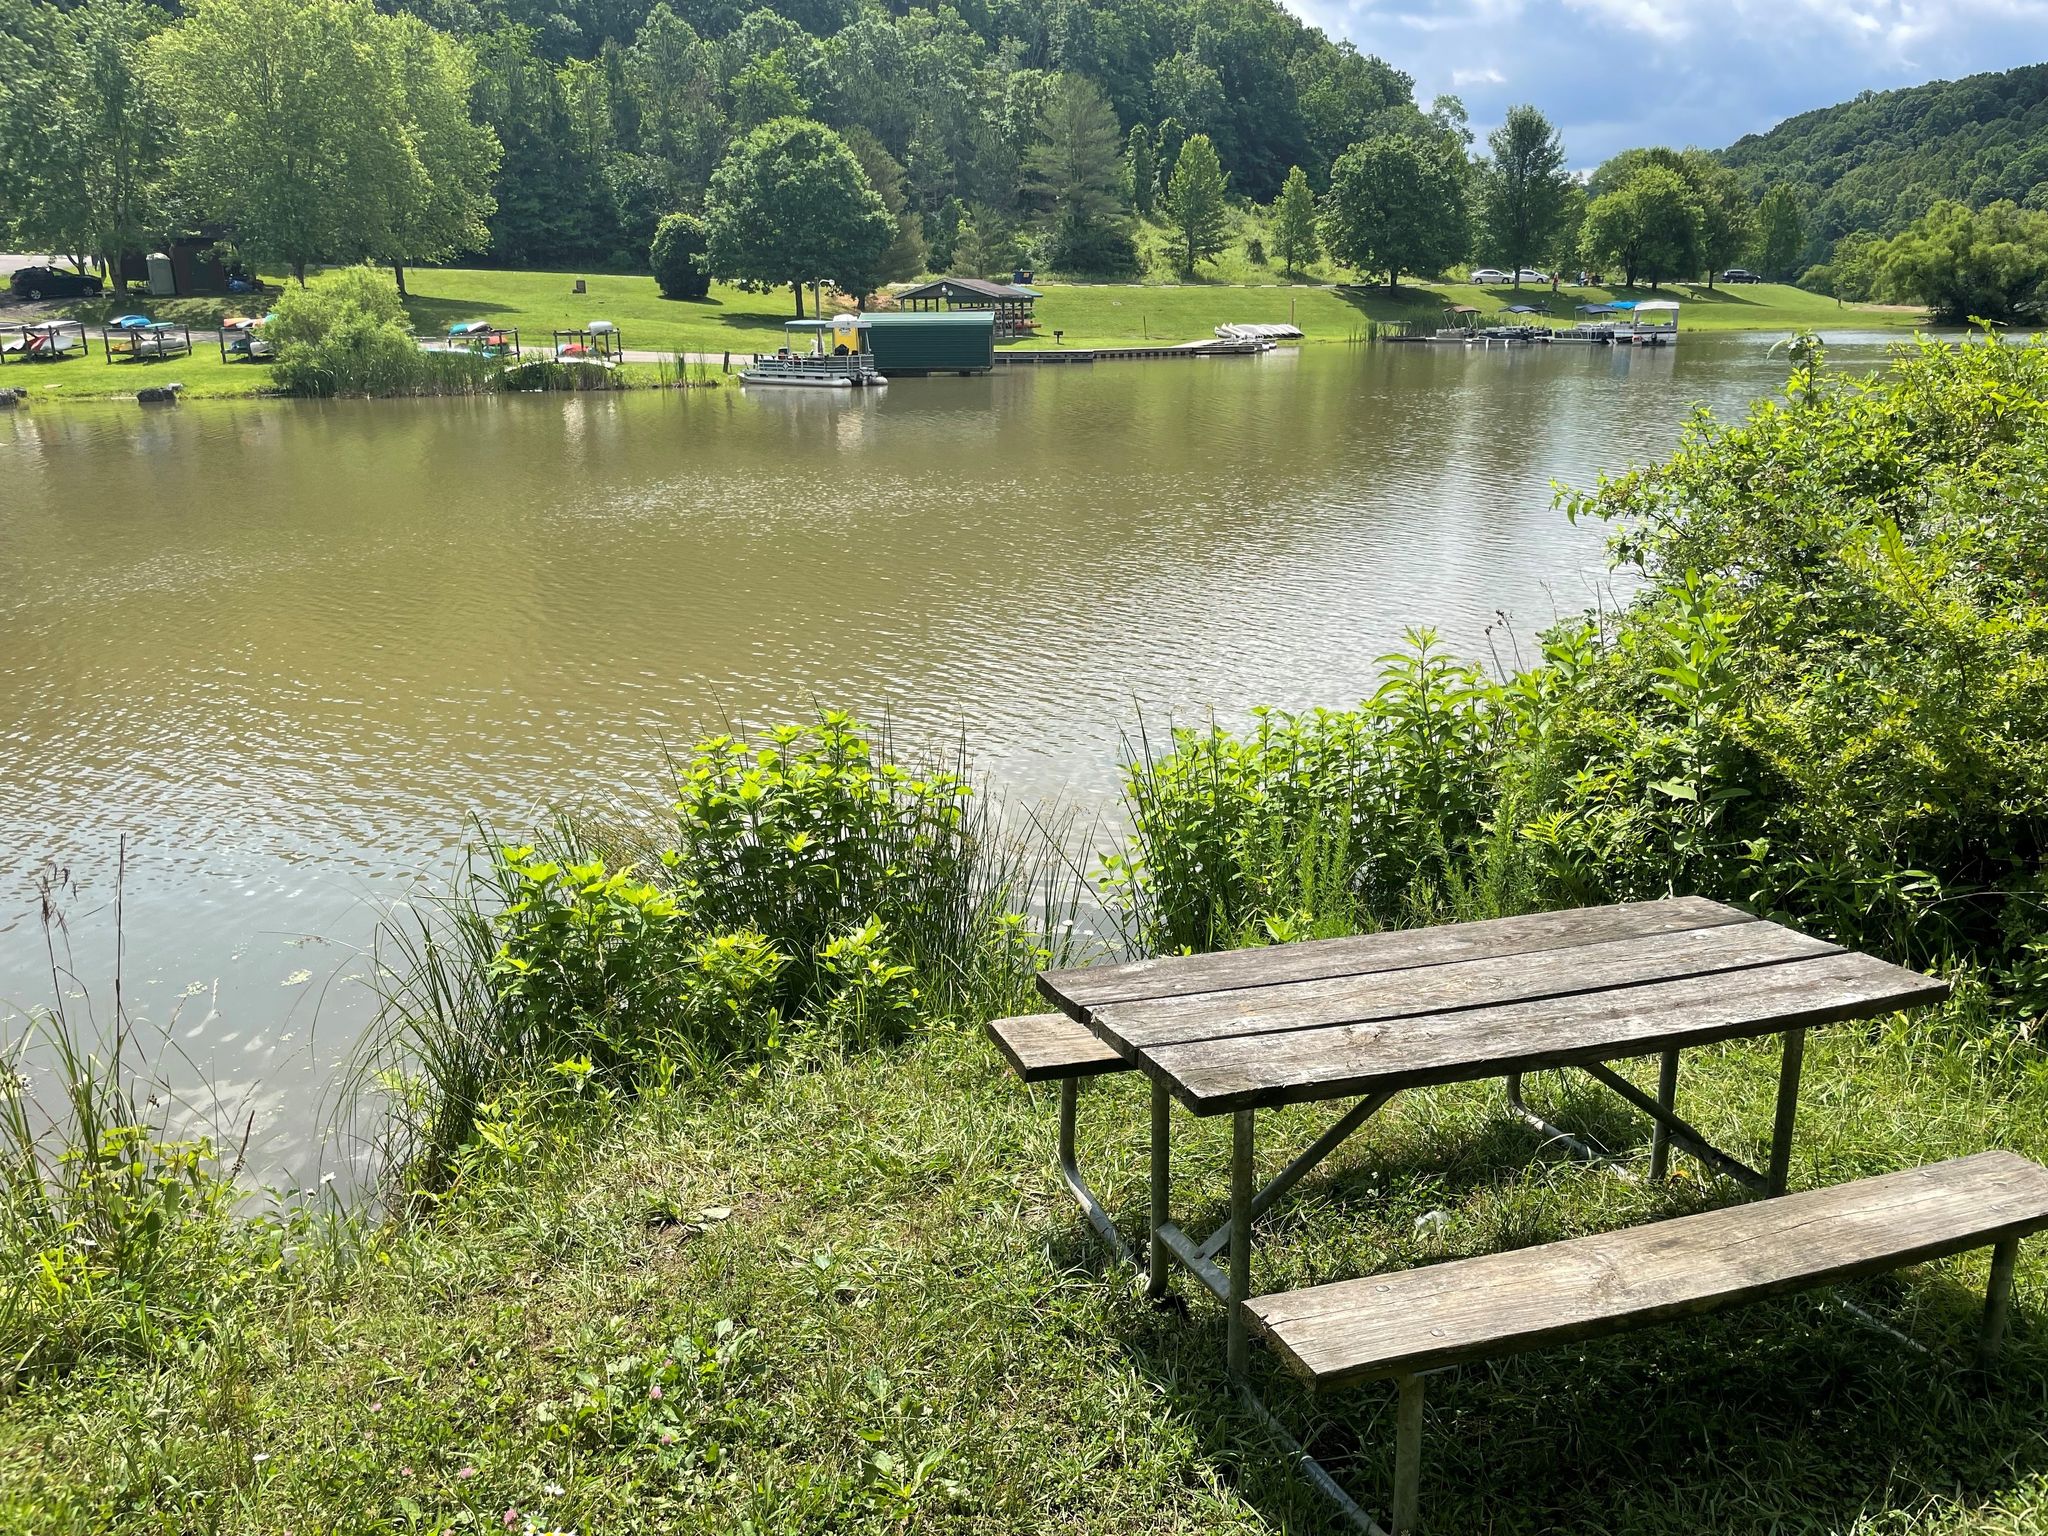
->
(0, 331, 1908, 1172)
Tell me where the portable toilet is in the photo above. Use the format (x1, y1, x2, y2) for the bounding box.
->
(145, 252, 177, 296)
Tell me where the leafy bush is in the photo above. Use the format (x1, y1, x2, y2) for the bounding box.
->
(1115, 335, 2048, 1008)
(651, 211, 711, 300)
(367, 715, 1073, 1186)
(268, 265, 495, 396)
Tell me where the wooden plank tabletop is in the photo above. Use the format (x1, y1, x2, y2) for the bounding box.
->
(1038, 898, 1948, 1115)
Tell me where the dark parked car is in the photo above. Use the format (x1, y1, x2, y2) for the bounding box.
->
(1720, 269, 1763, 284)
(8, 265, 104, 300)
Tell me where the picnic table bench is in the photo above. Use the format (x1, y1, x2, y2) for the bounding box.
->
(986, 896, 2046, 1533)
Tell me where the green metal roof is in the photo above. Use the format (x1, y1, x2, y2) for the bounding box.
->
(784, 311, 995, 330)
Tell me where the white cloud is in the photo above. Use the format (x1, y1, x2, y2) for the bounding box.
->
(1276, 0, 2047, 162)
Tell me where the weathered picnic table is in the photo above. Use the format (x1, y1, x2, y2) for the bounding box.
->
(990, 896, 2048, 1532)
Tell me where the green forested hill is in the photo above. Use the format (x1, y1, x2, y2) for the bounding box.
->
(379, 0, 1445, 270)
(1721, 63, 2048, 266)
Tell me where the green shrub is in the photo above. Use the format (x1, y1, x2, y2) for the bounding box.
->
(651, 212, 712, 300)
(1108, 631, 1504, 952)
(1116, 335, 2048, 1009)
(367, 715, 1073, 1186)
(268, 265, 496, 397)
(671, 712, 1007, 1013)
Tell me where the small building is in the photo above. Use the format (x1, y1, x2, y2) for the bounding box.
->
(859, 311, 995, 375)
(780, 312, 994, 376)
(892, 278, 1038, 340)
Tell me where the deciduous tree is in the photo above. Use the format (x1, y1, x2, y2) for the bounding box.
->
(1580, 164, 1700, 288)
(1475, 104, 1568, 287)
(702, 116, 891, 314)
(1271, 163, 1319, 276)
(1321, 132, 1468, 290)
(1162, 131, 1229, 275)
(1126, 123, 1156, 216)
(154, 0, 497, 285)
(1871, 199, 2048, 322)
(1756, 184, 1805, 280)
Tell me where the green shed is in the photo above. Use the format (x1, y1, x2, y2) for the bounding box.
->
(784, 311, 996, 376)
(862, 311, 995, 375)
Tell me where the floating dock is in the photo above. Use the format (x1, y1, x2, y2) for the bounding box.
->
(994, 338, 1272, 366)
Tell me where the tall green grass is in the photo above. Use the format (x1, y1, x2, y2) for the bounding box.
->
(0, 860, 323, 1382)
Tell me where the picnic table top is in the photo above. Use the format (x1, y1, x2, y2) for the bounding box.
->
(1038, 896, 1948, 1115)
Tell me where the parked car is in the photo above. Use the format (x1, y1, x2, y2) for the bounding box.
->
(1513, 269, 1550, 284)
(1468, 268, 1510, 284)
(1721, 269, 1763, 284)
(8, 265, 103, 301)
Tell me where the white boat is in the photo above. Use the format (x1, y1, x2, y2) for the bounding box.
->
(1631, 299, 1679, 346)
(741, 314, 887, 388)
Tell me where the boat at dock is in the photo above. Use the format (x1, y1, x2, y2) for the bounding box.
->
(741, 315, 887, 388)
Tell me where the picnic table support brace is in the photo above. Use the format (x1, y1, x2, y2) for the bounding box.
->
(1237, 1385, 1388, 1536)
(1228, 1109, 1254, 1376)
(1198, 1092, 1395, 1263)
(1503, 1071, 1605, 1163)
(1156, 1222, 1230, 1300)
(1769, 1027, 1806, 1196)
(1578, 1061, 1769, 1192)
(1982, 1236, 2019, 1366)
(1148, 1079, 1172, 1298)
(1648, 1048, 1680, 1180)
(1057, 1078, 1134, 1266)
(1392, 1373, 1425, 1534)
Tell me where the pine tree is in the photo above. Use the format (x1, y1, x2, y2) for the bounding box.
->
(1271, 164, 1318, 277)
(1163, 131, 1228, 275)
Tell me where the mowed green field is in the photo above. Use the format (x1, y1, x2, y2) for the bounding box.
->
(13, 266, 1926, 401)
(397, 267, 1926, 349)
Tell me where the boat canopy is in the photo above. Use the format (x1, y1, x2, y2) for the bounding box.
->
(1634, 299, 1680, 314)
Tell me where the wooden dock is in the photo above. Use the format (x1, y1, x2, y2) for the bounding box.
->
(995, 339, 1271, 366)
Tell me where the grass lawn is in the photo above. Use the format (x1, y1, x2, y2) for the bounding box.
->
(393, 267, 1928, 351)
(13, 265, 1926, 402)
(8, 989, 2048, 1534)
(4, 346, 284, 401)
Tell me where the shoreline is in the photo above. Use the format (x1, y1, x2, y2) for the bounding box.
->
(5, 268, 1942, 405)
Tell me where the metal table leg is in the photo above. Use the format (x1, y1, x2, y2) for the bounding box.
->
(1768, 1027, 1806, 1196)
(1149, 1077, 1172, 1298)
(1982, 1236, 2020, 1366)
(1392, 1373, 1426, 1534)
(1057, 1078, 1135, 1265)
(1228, 1108, 1254, 1376)
(1648, 1047, 1680, 1180)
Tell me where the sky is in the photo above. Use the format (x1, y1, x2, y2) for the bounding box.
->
(1281, 0, 2048, 166)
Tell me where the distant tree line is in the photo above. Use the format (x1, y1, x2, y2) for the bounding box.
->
(0, 0, 2038, 320)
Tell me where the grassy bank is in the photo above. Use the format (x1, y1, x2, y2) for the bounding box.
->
(13, 265, 1929, 402)
(9, 994, 2048, 1534)
(0, 345, 713, 403)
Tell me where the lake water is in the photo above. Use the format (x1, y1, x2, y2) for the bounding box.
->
(0, 330, 1913, 1176)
